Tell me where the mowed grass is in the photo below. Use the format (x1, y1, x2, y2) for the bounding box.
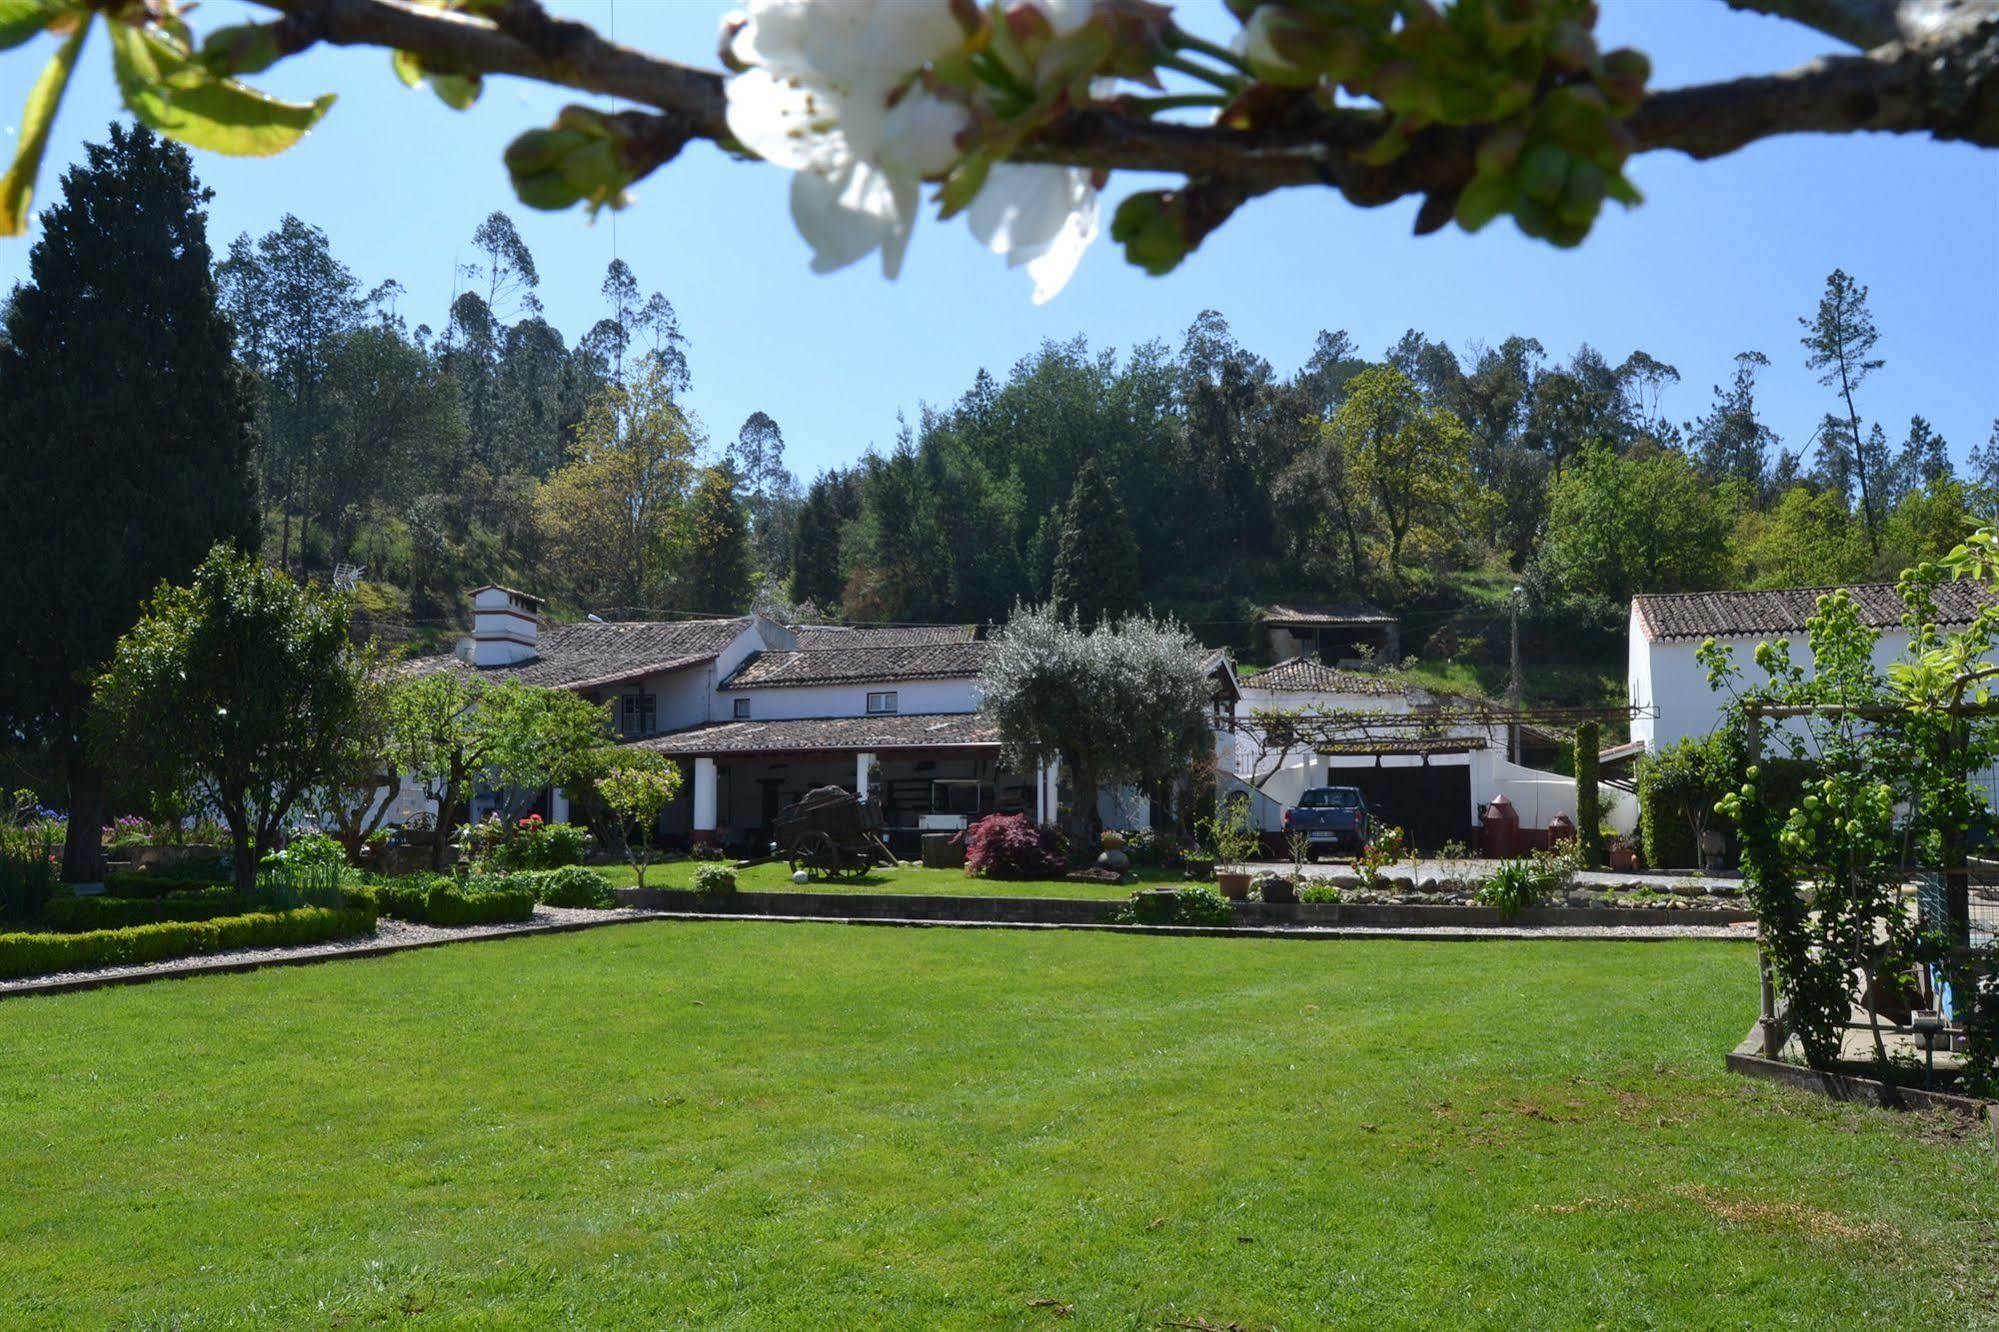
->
(0, 925, 1992, 1329)
(597, 858, 1172, 900)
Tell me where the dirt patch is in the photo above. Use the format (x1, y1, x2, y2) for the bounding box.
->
(1670, 1183, 1900, 1245)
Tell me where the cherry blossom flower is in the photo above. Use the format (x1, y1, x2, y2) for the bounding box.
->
(721, 0, 1104, 301)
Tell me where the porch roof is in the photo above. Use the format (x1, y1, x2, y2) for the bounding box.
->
(1317, 735, 1487, 756)
(629, 711, 1001, 758)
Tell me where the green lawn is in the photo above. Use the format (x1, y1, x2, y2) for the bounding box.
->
(597, 858, 1172, 900)
(1, 924, 1991, 1328)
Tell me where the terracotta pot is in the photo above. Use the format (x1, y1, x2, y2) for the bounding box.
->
(1609, 848, 1638, 871)
(1216, 871, 1251, 901)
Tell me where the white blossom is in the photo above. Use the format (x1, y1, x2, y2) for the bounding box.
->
(722, 0, 1104, 300)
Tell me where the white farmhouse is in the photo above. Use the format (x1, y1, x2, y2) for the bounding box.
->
(404, 587, 1163, 849)
(1629, 581, 1999, 751)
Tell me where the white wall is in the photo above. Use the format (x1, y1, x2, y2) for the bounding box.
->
(720, 677, 980, 722)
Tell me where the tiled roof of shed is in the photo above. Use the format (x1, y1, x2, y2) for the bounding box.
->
(630, 712, 999, 756)
(409, 618, 750, 689)
(1244, 656, 1407, 697)
(1632, 583, 1996, 642)
(1260, 602, 1396, 626)
(723, 642, 988, 689)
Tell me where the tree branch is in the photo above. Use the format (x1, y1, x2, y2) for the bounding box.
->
(251, 0, 1998, 214)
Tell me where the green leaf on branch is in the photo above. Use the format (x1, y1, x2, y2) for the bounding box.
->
(109, 22, 333, 157)
(391, 49, 482, 109)
(0, 15, 86, 236)
(0, 0, 67, 51)
(504, 106, 644, 214)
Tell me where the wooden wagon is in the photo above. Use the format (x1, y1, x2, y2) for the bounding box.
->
(772, 786, 894, 880)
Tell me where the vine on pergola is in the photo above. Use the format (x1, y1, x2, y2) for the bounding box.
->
(2, 0, 1996, 297)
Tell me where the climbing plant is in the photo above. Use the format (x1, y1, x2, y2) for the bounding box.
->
(1703, 546, 1999, 1073)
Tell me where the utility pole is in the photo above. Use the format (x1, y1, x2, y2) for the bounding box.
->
(1507, 585, 1523, 764)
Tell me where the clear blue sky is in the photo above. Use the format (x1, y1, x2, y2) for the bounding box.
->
(4, 1, 1994, 479)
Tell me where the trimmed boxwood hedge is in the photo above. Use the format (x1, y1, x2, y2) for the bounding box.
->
(358, 874, 537, 926)
(39, 888, 245, 933)
(533, 866, 618, 909)
(0, 905, 378, 982)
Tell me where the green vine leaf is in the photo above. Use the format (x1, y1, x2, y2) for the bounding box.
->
(0, 14, 86, 236)
(109, 21, 333, 157)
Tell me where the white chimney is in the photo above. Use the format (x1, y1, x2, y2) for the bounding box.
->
(468, 585, 542, 667)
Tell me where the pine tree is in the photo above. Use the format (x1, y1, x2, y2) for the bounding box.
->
(683, 464, 753, 614)
(0, 123, 258, 882)
(1049, 460, 1143, 628)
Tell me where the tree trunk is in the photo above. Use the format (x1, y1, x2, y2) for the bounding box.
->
(230, 823, 258, 898)
(60, 755, 106, 884)
(1064, 767, 1099, 856)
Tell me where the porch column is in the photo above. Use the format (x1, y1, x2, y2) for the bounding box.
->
(692, 757, 718, 843)
(856, 752, 876, 802)
(1036, 757, 1059, 824)
(549, 787, 570, 823)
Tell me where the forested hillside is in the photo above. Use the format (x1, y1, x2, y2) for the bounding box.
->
(206, 211, 1995, 697)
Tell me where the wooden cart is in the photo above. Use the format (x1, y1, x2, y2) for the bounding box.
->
(773, 786, 894, 880)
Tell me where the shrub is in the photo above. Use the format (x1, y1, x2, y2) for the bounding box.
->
(259, 833, 349, 908)
(1300, 882, 1342, 904)
(692, 863, 738, 895)
(488, 817, 591, 870)
(103, 862, 229, 898)
(962, 814, 1066, 880)
(421, 880, 536, 926)
(1110, 886, 1235, 928)
(535, 866, 618, 909)
(358, 872, 537, 926)
(39, 887, 243, 932)
(1474, 860, 1547, 919)
(1356, 825, 1407, 888)
(0, 905, 377, 982)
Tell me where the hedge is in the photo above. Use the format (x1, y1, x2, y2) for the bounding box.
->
(39, 888, 245, 933)
(534, 866, 618, 909)
(103, 866, 231, 899)
(358, 874, 537, 926)
(0, 905, 378, 982)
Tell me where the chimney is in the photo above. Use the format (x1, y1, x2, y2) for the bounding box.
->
(468, 585, 542, 667)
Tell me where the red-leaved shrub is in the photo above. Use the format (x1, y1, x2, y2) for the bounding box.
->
(961, 814, 1067, 879)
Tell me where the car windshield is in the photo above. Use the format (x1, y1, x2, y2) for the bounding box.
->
(1300, 789, 1360, 809)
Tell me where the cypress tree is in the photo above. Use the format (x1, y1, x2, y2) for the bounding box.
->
(0, 124, 258, 882)
(1049, 460, 1143, 629)
(1573, 720, 1602, 868)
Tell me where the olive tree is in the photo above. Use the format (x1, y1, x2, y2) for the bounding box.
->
(90, 545, 367, 897)
(980, 603, 1212, 845)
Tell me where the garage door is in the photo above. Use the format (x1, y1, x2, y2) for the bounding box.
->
(1336, 761, 1472, 853)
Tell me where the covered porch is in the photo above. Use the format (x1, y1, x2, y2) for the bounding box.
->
(632, 714, 1061, 856)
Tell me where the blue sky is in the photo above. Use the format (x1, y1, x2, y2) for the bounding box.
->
(3, 1, 1994, 480)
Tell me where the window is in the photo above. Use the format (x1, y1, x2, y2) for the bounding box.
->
(619, 693, 656, 738)
(732, 697, 751, 719)
(866, 691, 898, 715)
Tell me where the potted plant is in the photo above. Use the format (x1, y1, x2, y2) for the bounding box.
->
(1608, 834, 1641, 872)
(1200, 797, 1262, 901)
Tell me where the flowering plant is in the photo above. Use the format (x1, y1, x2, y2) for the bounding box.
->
(720, 0, 1150, 302)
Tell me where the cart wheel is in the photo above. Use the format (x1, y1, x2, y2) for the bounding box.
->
(791, 830, 837, 880)
(836, 855, 873, 881)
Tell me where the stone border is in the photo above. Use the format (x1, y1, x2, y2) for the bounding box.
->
(616, 887, 1756, 931)
(1726, 1028, 1997, 1130)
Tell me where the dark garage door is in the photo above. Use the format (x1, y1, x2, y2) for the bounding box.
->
(1335, 760, 1473, 853)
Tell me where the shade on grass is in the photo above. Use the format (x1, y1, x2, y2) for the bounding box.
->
(595, 858, 1169, 900)
(0, 924, 1991, 1327)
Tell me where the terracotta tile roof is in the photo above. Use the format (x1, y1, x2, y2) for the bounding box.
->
(1244, 656, 1407, 697)
(408, 618, 751, 689)
(790, 624, 980, 648)
(723, 642, 988, 689)
(1260, 602, 1396, 626)
(630, 712, 1000, 756)
(1632, 583, 1997, 642)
